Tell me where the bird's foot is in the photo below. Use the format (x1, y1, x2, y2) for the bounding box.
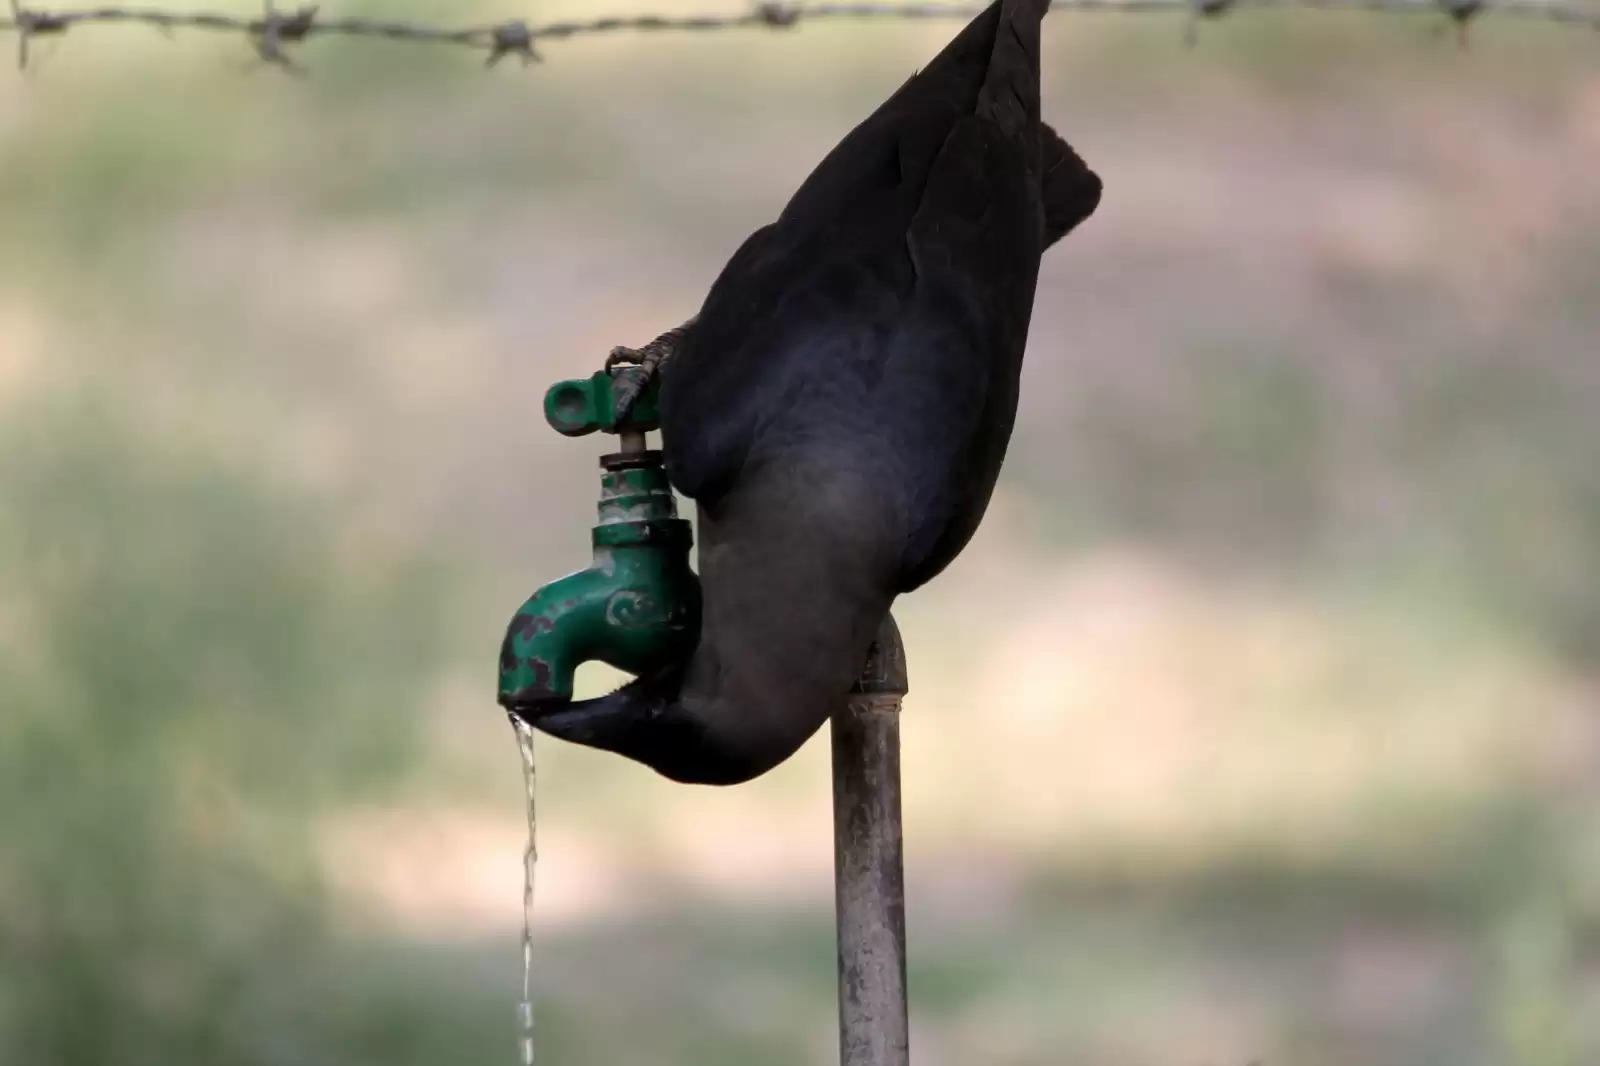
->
(604, 344, 647, 372)
(606, 319, 694, 420)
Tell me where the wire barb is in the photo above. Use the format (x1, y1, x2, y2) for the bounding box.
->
(755, 1, 803, 26)
(249, 0, 314, 71)
(9, 0, 68, 69)
(485, 18, 536, 65)
(1184, 0, 1233, 46)
(1439, 0, 1485, 44)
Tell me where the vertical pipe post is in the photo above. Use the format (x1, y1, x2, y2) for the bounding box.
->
(832, 615, 910, 1066)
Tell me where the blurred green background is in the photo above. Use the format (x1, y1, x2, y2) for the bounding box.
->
(2, 3, 1598, 1063)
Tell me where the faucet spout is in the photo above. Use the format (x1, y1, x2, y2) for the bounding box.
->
(498, 452, 700, 709)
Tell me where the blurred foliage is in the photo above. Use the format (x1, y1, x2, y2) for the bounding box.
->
(0, 400, 446, 1063)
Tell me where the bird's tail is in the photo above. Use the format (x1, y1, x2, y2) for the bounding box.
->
(1039, 120, 1102, 245)
(975, 0, 1049, 138)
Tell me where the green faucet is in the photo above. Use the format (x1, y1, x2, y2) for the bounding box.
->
(497, 368, 701, 709)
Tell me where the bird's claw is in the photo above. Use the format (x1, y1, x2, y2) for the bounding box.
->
(604, 320, 696, 422)
(606, 345, 646, 372)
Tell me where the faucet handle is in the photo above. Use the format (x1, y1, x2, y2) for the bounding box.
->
(544, 368, 662, 437)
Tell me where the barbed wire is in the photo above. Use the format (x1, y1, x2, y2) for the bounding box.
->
(0, 0, 1595, 71)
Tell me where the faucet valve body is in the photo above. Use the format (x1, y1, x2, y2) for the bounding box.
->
(497, 371, 701, 710)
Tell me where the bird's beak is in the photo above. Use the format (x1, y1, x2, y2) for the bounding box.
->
(505, 667, 764, 786)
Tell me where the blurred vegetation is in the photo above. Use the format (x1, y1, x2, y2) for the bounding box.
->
(1, 3, 1598, 1064)
(0, 399, 448, 1062)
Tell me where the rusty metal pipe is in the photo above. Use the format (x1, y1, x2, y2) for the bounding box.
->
(832, 615, 910, 1066)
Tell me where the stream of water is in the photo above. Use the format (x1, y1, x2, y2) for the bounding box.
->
(512, 716, 539, 1066)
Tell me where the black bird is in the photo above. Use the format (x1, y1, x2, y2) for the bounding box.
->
(516, 0, 1101, 784)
